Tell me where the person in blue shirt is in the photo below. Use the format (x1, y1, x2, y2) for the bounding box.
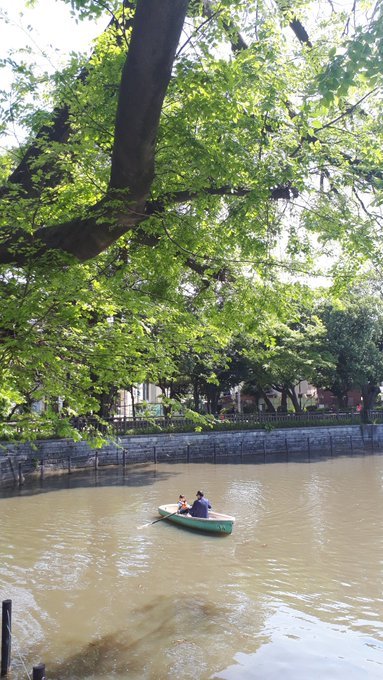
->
(189, 490, 211, 518)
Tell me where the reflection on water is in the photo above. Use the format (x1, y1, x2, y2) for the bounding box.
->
(1, 455, 383, 679)
(215, 605, 383, 680)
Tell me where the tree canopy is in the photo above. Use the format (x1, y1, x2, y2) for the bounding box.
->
(317, 295, 383, 415)
(1, 0, 383, 435)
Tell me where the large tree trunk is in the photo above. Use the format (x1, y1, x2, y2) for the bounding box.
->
(210, 390, 221, 415)
(193, 378, 200, 412)
(159, 384, 172, 422)
(361, 383, 380, 423)
(204, 384, 220, 414)
(280, 388, 288, 414)
(286, 385, 302, 413)
(129, 386, 136, 423)
(259, 388, 276, 414)
(98, 387, 118, 419)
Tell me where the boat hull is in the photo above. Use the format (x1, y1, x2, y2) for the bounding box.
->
(158, 504, 235, 534)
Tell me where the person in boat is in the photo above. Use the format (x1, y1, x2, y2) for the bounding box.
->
(177, 494, 190, 514)
(188, 490, 211, 518)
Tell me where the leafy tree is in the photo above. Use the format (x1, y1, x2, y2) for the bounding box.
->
(317, 296, 383, 419)
(192, 341, 253, 414)
(243, 307, 333, 413)
(1, 1, 383, 435)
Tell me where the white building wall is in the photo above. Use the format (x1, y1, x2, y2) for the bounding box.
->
(117, 383, 163, 418)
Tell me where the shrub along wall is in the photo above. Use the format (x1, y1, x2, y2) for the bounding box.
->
(0, 423, 381, 488)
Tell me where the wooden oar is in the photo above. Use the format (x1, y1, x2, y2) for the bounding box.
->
(138, 510, 179, 529)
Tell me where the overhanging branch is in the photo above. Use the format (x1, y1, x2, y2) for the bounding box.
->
(0, 0, 189, 266)
(109, 0, 188, 195)
(154, 183, 299, 206)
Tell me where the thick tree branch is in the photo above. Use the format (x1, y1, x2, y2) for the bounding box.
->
(153, 183, 299, 206)
(0, 205, 125, 265)
(277, 2, 312, 47)
(0, 0, 189, 266)
(0, 183, 297, 269)
(109, 0, 188, 195)
(202, 1, 248, 52)
(0, 105, 71, 199)
(289, 17, 312, 47)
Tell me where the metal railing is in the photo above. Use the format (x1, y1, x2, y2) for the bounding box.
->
(2, 410, 383, 440)
(95, 409, 383, 434)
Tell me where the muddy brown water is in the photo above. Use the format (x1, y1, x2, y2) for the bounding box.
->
(1, 453, 383, 679)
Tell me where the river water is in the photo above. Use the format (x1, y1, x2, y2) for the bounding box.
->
(1, 453, 383, 679)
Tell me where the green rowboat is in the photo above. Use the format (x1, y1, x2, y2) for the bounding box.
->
(158, 504, 235, 534)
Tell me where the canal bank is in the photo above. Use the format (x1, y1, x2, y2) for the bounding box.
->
(0, 423, 382, 488)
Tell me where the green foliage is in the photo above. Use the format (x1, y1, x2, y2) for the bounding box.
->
(316, 294, 383, 405)
(240, 298, 335, 411)
(1, 1, 383, 439)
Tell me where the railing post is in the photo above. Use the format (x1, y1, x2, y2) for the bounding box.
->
(1, 599, 12, 677)
(18, 462, 24, 487)
(7, 458, 16, 483)
(32, 663, 46, 680)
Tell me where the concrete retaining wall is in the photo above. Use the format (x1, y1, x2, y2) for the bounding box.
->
(0, 424, 382, 488)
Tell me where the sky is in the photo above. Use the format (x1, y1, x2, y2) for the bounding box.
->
(0, 0, 105, 62)
(0, 0, 108, 147)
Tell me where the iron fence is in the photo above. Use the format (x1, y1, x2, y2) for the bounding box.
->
(2, 410, 383, 439)
(99, 409, 383, 434)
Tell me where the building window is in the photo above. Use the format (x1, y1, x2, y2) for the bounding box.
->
(142, 381, 149, 401)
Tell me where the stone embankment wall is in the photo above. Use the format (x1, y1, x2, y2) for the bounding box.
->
(0, 424, 382, 488)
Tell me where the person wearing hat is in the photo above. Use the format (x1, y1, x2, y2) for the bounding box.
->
(188, 490, 211, 518)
